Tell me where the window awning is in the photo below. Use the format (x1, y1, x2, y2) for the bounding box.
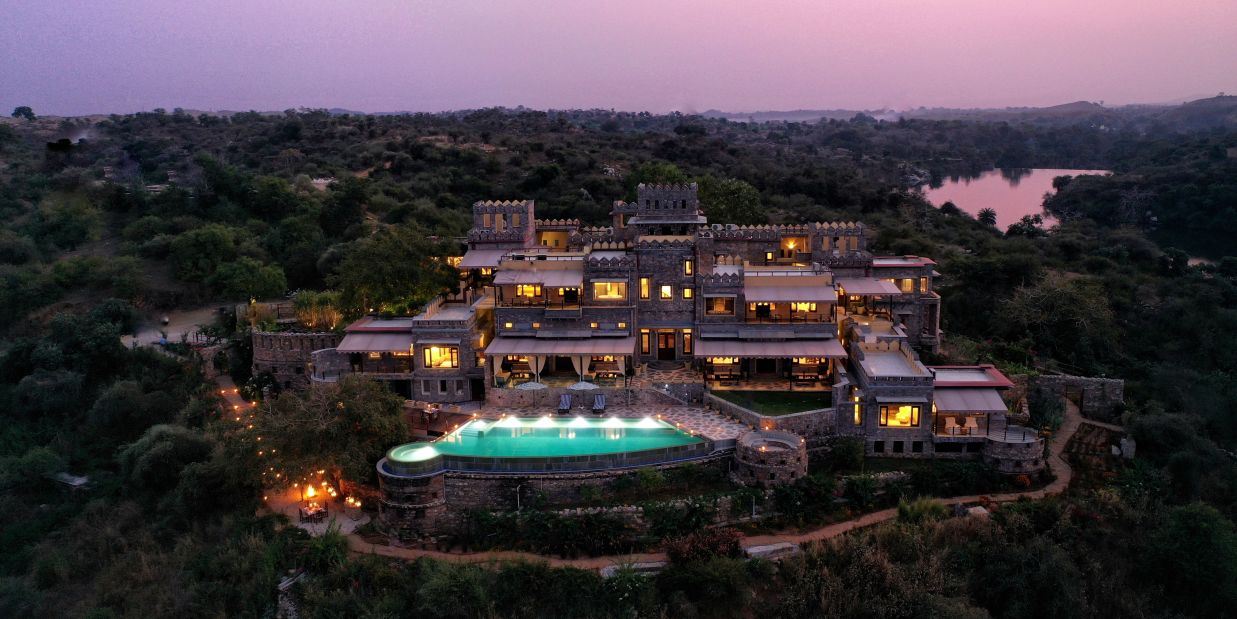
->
(875, 396, 930, 404)
(744, 285, 838, 303)
(484, 336, 636, 356)
(836, 278, 901, 296)
(695, 338, 846, 358)
(337, 333, 414, 353)
(459, 249, 509, 269)
(494, 269, 584, 288)
(933, 388, 1007, 413)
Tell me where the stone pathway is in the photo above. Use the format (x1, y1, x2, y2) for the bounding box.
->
(347, 397, 1086, 570)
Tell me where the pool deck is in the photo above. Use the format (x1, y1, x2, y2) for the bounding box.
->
(474, 403, 749, 443)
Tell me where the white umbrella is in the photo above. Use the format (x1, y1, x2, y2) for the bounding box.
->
(568, 381, 598, 391)
(516, 381, 548, 390)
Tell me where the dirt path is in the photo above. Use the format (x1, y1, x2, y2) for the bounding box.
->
(347, 399, 1090, 569)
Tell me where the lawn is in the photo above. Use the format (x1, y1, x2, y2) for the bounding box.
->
(712, 390, 831, 415)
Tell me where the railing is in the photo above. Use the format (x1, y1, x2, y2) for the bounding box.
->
(744, 314, 834, 324)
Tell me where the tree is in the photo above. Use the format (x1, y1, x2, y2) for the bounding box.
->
(170, 224, 240, 282)
(34, 192, 102, 250)
(977, 207, 998, 227)
(118, 424, 214, 495)
(251, 375, 407, 490)
(328, 224, 457, 315)
(697, 176, 766, 225)
(1141, 503, 1237, 617)
(11, 106, 35, 121)
(208, 257, 287, 301)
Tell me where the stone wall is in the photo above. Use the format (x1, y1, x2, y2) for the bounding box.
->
(1033, 374, 1125, 422)
(251, 330, 344, 389)
(982, 427, 1046, 475)
(379, 453, 733, 541)
(704, 392, 836, 444)
(734, 431, 808, 487)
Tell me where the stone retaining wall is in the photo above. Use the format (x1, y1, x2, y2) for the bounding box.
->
(252, 330, 343, 388)
(1034, 374, 1125, 422)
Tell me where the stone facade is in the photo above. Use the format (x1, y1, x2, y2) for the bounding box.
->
(251, 330, 344, 388)
(734, 431, 808, 487)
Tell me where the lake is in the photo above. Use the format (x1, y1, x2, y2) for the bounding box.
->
(922, 168, 1110, 230)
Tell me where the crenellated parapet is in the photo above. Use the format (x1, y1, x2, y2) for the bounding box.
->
(635, 237, 695, 250)
(700, 272, 742, 287)
(467, 229, 527, 243)
(535, 218, 581, 229)
(571, 226, 615, 246)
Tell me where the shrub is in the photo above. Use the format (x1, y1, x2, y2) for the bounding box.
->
(665, 527, 743, 565)
(897, 497, 949, 524)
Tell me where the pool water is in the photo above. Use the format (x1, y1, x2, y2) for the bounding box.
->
(387, 416, 703, 461)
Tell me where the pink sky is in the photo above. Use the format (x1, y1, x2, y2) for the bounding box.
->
(2, 0, 1235, 115)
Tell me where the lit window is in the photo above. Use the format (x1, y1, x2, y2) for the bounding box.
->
(640, 329, 651, 354)
(682, 329, 693, 354)
(590, 322, 599, 329)
(504, 322, 514, 329)
(878, 405, 921, 427)
(422, 346, 459, 369)
(640, 277, 650, 300)
(919, 277, 929, 294)
(593, 281, 627, 300)
(791, 302, 817, 312)
(659, 285, 673, 300)
(765, 251, 774, 261)
(532, 322, 540, 329)
(480, 268, 493, 276)
(684, 260, 694, 275)
(682, 287, 694, 299)
(899, 279, 914, 294)
(706, 297, 734, 315)
(853, 403, 862, 426)
(516, 284, 542, 297)
(617, 322, 627, 329)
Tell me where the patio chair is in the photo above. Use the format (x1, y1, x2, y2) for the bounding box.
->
(965, 417, 980, 435)
(592, 393, 606, 415)
(558, 393, 572, 415)
(945, 417, 960, 435)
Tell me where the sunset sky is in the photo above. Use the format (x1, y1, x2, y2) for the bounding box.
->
(3, 0, 1235, 116)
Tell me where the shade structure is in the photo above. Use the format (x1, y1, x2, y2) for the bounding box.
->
(458, 249, 509, 269)
(743, 285, 838, 303)
(568, 381, 598, 391)
(337, 332, 414, 353)
(515, 381, 547, 390)
(493, 269, 583, 288)
(933, 388, 1007, 413)
(484, 336, 636, 356)
(836, 277, 901, 296)
(694, 338, 846, 358)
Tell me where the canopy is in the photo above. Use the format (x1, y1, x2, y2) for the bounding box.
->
(695, 338, 846, 359)
(459, 249, 508, 269)
(337, 333, 414, 353)
(744, 285, 837, 303)
(836, 278, 901, 296)
(933, 388, 1007, 413)
(494, 269, 583, 288)
(484, 336, 636, 356)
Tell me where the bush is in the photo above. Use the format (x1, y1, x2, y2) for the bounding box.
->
(665, 527, 743, 565)
(897, 497, 949, 524)
(825, 436, 865, 472)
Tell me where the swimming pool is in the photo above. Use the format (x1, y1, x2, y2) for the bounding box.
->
(382, 416, 712, 476)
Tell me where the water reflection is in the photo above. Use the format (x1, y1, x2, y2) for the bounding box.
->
(922, 168, 1109, 230)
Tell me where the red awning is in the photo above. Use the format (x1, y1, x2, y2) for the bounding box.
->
(459, 249, 509, 268)
(744, 285, 838, 303)
(337, 333, 414, 353)
(493, 269, 584, 288)
(836, 278, 901, 296)
(933, 388, 1008, 413)
(695, 339, 846, 359)
(484, 336, 635, 356)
